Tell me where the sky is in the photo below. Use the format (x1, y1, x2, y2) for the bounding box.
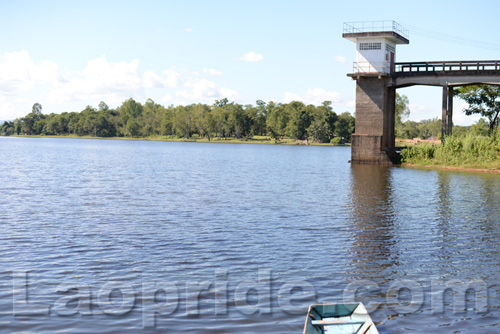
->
(1, 0, 499, 125)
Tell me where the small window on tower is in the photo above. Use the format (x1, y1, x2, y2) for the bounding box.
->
(359, 42, 382, 50)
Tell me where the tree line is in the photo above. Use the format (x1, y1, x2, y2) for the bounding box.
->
(0, 98, 356, 143)
(3, 85, 495, 142)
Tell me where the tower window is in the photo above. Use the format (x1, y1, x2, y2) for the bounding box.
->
(359, 42, 382, 50)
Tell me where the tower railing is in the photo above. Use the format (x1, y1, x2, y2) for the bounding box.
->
(353, 61, 389, 74)
(343, 21, 409, 39)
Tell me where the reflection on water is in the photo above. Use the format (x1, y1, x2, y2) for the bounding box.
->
(1, 137, 500, 333)
(347, 164, 398, 284)
(346, 164, 500, 333)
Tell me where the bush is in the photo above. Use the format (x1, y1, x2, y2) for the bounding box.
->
(401, 143, 436, 163)
(401, 132, 500, 167)
(330, 137, 341, 145)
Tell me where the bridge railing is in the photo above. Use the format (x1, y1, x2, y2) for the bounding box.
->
(395, 61, 500, 73)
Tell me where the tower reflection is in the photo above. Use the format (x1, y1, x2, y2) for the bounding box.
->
(345, 164, 399, 284)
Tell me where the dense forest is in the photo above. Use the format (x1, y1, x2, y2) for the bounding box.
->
(0, 98, 355, 143)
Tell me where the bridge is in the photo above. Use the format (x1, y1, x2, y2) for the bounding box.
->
(343, 22, 500, 165)
(393, 60, 500, 86)
(392, 61, 500, 141)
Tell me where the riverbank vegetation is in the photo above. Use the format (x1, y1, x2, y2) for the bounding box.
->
(400, 84, 500, 170)
(400, 131, 500, 169)
(0, 99, 355, 144)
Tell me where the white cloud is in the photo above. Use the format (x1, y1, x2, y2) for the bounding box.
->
(159, 93, 173, 104)
(174, 78, 240, 104)
(345, 99, 355, 108)
(47, 55, 143, 106)
(83, 56, 142, 92)
(284, 88, 341, 105)
(143, 70, 163, 88)
(203, 68, 222, 76)
(144, 68, 182, 88)
(187, 78, 218, 97)
(219, 87, 240, 101)
(335, 55, 347, 65)
(283, 92, 301, 102)
(176, 78, 219, 101)
(0, 50, 242, 117)
(0, 50, 61, 94)
(163, 68, 183, 88)
(185, 28, 193, 33)
(408, 103, 429, 115)
(239, 51, 264, 62)
(0, 96, 21, 120)
(453, 101, 481, 126)
(407, 101, 481, 126)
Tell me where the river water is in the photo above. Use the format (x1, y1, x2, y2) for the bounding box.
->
(0, 137, 500, 333)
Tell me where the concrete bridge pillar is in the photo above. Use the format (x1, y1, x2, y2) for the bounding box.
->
(351, 76, 396, 165)
(441, 85, 453, 139)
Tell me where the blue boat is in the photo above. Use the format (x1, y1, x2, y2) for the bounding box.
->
(303, 303, 379, 334)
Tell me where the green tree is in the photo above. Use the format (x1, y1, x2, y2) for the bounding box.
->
(335, 112, 355, 140)
(193, 103, 214, 140)
(173, 105, 193, 138)
(416, 118, 441, 139)
(126, 119, 141, 137)
(285, 101, 310, 140)
(32, 103, 43, 115)
(159, 106, 174, 136)
(307, 101, 338, 142)
(455, 85, 500, 131)
(401, 120, 419, 139)
(119, 98, 143, 131)
(214, 98, 228, 108)
(226, 103, 249, 139)
(395, 93, 410, 138)
(45, 117, 61, 135)
(253, 100, 268, 135)
(266, 102, 288, 142)
(471, 118, 489, 136)
(98, 101, 109, 112)
(142, 98, 162, 136)
(1, 121, 14, 135)
(21, 114, 35, 135)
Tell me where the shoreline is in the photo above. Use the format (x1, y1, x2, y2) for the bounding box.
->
(402, 163, 500, 174)
(3, 134, 346, 147)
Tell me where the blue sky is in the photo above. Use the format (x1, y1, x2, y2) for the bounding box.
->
(1, 0, 499, 125)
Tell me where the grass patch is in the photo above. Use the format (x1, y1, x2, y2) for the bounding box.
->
(401, 133, 500, 170)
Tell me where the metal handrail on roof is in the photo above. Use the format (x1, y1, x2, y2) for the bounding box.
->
(343, 21, 409, 39)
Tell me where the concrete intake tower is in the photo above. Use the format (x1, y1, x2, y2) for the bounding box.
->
(343, 21, 409, 165)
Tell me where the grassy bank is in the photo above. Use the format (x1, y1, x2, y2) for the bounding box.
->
(400, 133, 500, 170)
(7, 134, 342, 146)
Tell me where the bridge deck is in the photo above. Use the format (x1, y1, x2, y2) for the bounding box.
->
(391, 60, 500, 87)
(395, 60, 500, 75)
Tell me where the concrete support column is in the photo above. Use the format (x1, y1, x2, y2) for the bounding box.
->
(383, 86, 396, 151)
(442, 85, 448, 140)
(350, 76, 395, 165)
(447, 87, 453, 135)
